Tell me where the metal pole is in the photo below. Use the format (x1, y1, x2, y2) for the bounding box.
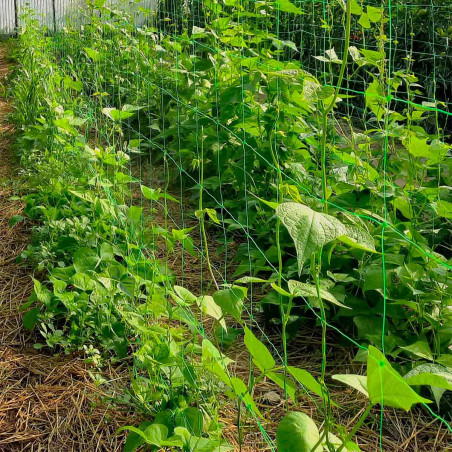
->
(14, 0, 18, 36)
(52, 0, 56, 32)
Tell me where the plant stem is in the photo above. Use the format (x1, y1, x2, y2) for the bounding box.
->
(337, 403, 373, 452)
(314, 252, 332, 451)
(320, 0, 352, 212)
(270, 132, 288, 411)
(199, 127, 219, 290)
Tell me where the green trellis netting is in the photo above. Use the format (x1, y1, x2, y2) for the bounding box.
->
(4, 0, 452, 450)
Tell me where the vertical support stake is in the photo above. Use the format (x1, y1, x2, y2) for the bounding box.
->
(14, 0, 19, 36)
(52, 0, 56, 33)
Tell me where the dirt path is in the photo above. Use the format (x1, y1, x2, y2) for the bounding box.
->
(0, 44, 138, 452)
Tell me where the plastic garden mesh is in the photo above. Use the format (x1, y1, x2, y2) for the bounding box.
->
(4, 0, 452, 450)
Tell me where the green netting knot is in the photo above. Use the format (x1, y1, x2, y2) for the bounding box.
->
(198, 183, 203, 189)
(379, 360, 385, 367)
(386, 94, 393, 102)
(381, 221, 388, 229)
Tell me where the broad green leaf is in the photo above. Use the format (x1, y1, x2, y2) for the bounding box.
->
(276, 203, 346, 273)
(288, 366, 324, 398)
(276, 0, 304, 15)
(276, 412, 321, 452)
(348, 46, 365, 65)
(213, 288, 244, 322)
(54, 118, 80, 136)
(350, 0, 362, 14)
(235, 276, 270, 284)
(175, 406, 203, 437)
(202, 339, 233, 384)
(117, 426, 149, 445)
(362, 265, 389, 292)
(191, 26, 206, 37)
(106, 263, 127, 281)
(393, 197, 414, 219)
(400, 341, 433, 361)
(141, 186, 178, 203)
(288, 280, 350, 309)
(271, 283, 292, 298)
(122, 104, 144, 113)
(102, 108, 134, 121)
(365, 80, 385, 120)
(360, 49, 385, 65)
(100, 242, 115, 261)
(321, 432, 353, 452)
(73, 248, 99, 273)
(120, 310, 148, 333)
(23, 307, 40, 330)
(128, 206, 143, 222)
(195, 208, 220, 224)
(435, 200, 452, 219)
(205, 208, 220, 224)
(9, 215, 25, 226)
(338, 224, 376, 253)
(253, 195, 279, 210)
(173, 426, 190, 445)
(118, 276, 136, 298)
(367, 346, 431, 410)
(71, 272, 95, 291)
(404, 364, 452, 394)
(84, 47, 100, 62)
(198, 295, 227, 331)
(367, 5, 383, 22)
(174, 286, 197, 304)
(358, 12, 371, 28)
(314, 48, 341, 64)
(403, 134, 430, 159)
(143, 423, 168, 446)
(332, 374, 368, 397)
(123, 421, 152, 452)
(33, 279, 52, 305)
(244, 326, 275, 371)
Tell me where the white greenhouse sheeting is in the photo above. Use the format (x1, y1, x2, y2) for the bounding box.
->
(0, 0, 156, 34)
